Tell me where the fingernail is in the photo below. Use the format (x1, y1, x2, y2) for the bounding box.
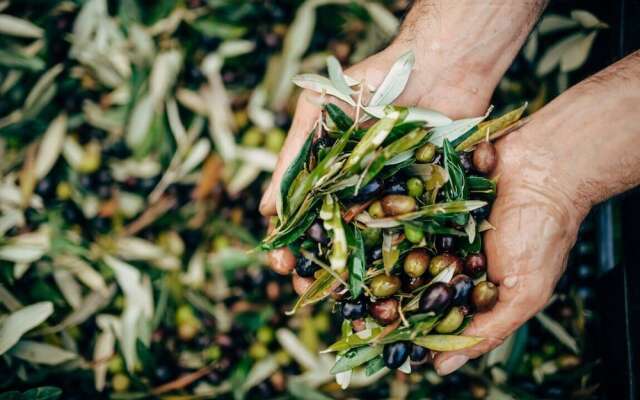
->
(436, 355, 468, 376)
(259, 183, 273, 213)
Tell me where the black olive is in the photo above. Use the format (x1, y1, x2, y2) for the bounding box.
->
(471, 205, 490, 221)
(104, 140, 130, 159)
(450, 274, 474, 306)
(436, 236, 455, 252)
(201, 36, 221, 51)
(349, 179, 382, 202)
(62, 201, 83, 224)
(306, 221, 329, 244)
(154, 365, 173, 382)
(342, 297, 367, 320)
(295, 256, 318, 278)
(383, 341, 410, 369)
(368, 247, 383, 262)
(459, 151, 473, 173)
(464, 253, 486, 277)
(93, 216, 111, 234)
(419, 282, 453, 314)
(575, 263, 595, 281)
(383, 178, 407, 195)
(409, 344, 430, 364)
(79, 174, 94, 190)
(24, 207, 40, 229)
(402, 275, 426, 292)
(35, 177, 55, 199)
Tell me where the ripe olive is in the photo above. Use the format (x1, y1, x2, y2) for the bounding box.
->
(368, 201, 385, 219)
(429, 254, 463, 277)
(380, 195, 416, 216)
(370, 274, 401, 298)
(436, 235, 455, 252)
(350, 178, 382, 202)
(404, 224, 424, 244)
(419, 282, 453, 314)
(403, 249, 430, 278)
(409, 344, 431, 365)
(415, 143, 436, 162)
(383, 178, 408, 195)
(459, 151, 473, 173)
(472, 142, 497, 174)
(450, 274, 474, 306)
(471, 281, 498, 312)
(306, 221, 328, 244)
(292, 273, 315, 296)
(369, 298, 399, 325)
(402, 275, 426, 292)
(295, 256, 318, 278)
(407, 177, 424, 197)
(352, 318, 367, 332)
(383, 341, 411, 369)
(471, 204, 490, 221)
(342, 297, 368, 320)
(464, 253, 487, 277)
(435, 306, 464, 333)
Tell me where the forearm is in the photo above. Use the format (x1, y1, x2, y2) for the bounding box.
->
(389, 0, 548, 115)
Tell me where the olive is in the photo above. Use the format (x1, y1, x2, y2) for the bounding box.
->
(350, 178, 382, 202)
(351, 318, 366, 332)
(368, 201, 385, 219)
(370, 274, 401, 298)
(402, 275, 426, 292)
(265, 128, 286, 153)
(450, 274, 474, 306)
(383, 178, 407, 195)
(471, 281, 498, 311)
(292, 273, 314, 295)
(472, 142, 497, 174)
(406, 177, 424, 197)
(415, 143, 436, 163)
(459, 151, 474, 173)
(342, 297, 368, 320)
(470, 383, 488, 399)
(429, 254, 463, 276)
(419, 282, 453, 314)
(436, 235, 455, 252)
(435, 307, 464, 333)
(267, 247, 296, 275)
(409, 344, 431, 364)
(295, 256, 318, 278)
(112, 373, 131, 392)
(35, 178, 55, 199)
(556, 354, 581, 370)
(575, 263, 595, 281)
(368, 247, 383, 262)
(403, 249, 430, 277)
(380, 195, 416, 216)
(306, 221, 328, 244)
(464, 253, 487, 277)
(471, 204, 490, 221)
(404, 224, 424, 244)
(362, 227, 382, 247)
(369, 298, 399, 325)
(383, 341, 410, 369)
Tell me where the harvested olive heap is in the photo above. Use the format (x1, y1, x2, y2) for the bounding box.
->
(261, 52, 526, 384)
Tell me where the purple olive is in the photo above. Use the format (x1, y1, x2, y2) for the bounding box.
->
(450, 274, 474, 306)
(402, 275, 426, 292)
(383, 341, 410, 369)
(306, 221, 328, 244)
(464, 253, 487, 277)
(369, 298, 399, 325)
(295, 256, 318, 278)
(349, 178, 382, 202)
(436, 236, 455, 252)
(409, 344, 431, 365)
(419, 282, 453, 314)
(471, 281, 498, 312)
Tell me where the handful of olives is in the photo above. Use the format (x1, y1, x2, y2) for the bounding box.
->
(261, 51, 525, 386)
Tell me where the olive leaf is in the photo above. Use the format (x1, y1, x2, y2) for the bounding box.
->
(412, 334, 484, 351)
(326, 55, 353, 97)
(261, 205, 319, 251)
(325, 103, 354, 131)
(292, 73, 356, 106)
(368, 51, 414, 107)
(322, 195, 348, 270)
(330, 345, 383, 374)
(443, 139, 467, 201)
(536, 32, 586, 76)
(428, 111, 490, 147)
(468, 176, 497, 196)
(346, 224, 366, 298)
(382, 230, 400, 274)
(286, 270, 336, 315)
(538, 14, 580, 35)
(278, 130, 314, 220)
(10, 340, 77, 365)
(454, 104, 527, 151)
(0, 48, 45, 71)
(0, 302, 53, 355)
(365, 105, 451, 127)
(365, 356, 386, 376)
(360, 200, 487, 229)
(560, 31, 598, 72)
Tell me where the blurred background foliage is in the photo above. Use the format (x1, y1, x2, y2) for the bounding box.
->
(0, 0, 612, 399)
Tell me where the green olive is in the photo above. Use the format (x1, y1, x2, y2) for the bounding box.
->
(265, 128, 286, 153)
(380, 195, 416, 216)
(415, 143, 436, 162)
(362, 227, 382, 247)
(429, 254, 463, 276)
(403, 249, 430, 277)
(368, 200, 385, 218)
(112, 373, 131, 392)
(241, 127, 263, 147)
(404, 224, 424, 244)
(471, 281, 498, 311)
(435, 306, 464, 333)
(424, 166, 448, 191)
(406, 177, 424, 197)
(370, 274, 401, 298)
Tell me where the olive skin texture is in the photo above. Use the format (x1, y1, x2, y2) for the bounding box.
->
(383, 178, 408, 195)
(368, 201, 385, 219)
(342, 297, 368, 320)
(349, 178, 382, 202)
(419, 282, 453, 314)
(459, 151, 473, 173)
(465, 253, 487, 277)
(380, 195, 416, 216)
(429, 254, 463, 277)
(472, 141, 497, 174)
(370, 274, 401, 298)
(295, 256, 318, 278)
(471, 204, 490, 221)
(402, 275, 426, 292)
(435, 307, 464, 333)
(383, 341, 411, 369)
(406, 177, 424, 197)
(471, 281, 498, 311)
(415, 143, 436, 163)
(409, 344, 431, 364)
(403, 249, 430, 277)
(404, 224, 424, 244)
(436, 235, 455, 252)
(369, 298, 399, 325)
(450, 274, 474, 306)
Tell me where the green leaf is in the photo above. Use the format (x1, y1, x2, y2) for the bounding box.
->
(286, 270, 336, 315)
(363, 200, 487, 229)
(429, 113, 488, 147)
(292, 74, 355, 106)
(279, 130, 314, 219)
(412, 335, 484, 351)
(346, 225, 366, 298)
(326, 56, 353, 98)
(0, 49, 45, 71)
(0, 391, 22, 400)
(455, 104, 527, 151)
(368, 51, 414, 107)
(324, 103, 353, 131)
(365, 356, 386, 376)
(22, 387, 62, 400)
(190, 18, 247, 39)
(262, 205, 319, 251)
(468, 176, 497, 196)
(0, 302, 53, 355)
(443, 139, 467, 201)
(330, 345, 382, 374)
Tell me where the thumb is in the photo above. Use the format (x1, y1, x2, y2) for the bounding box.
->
(434, 273, 552, 375)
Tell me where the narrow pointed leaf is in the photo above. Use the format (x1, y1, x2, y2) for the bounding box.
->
(330, 345, 383, 374)
(368, 51, 414, 107)
(412, 335, 484, 351)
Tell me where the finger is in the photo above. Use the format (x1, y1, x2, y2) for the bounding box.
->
(267, 247, 296, 275)
(433, 273, 552, 375)
(259, 93, 321, 216)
